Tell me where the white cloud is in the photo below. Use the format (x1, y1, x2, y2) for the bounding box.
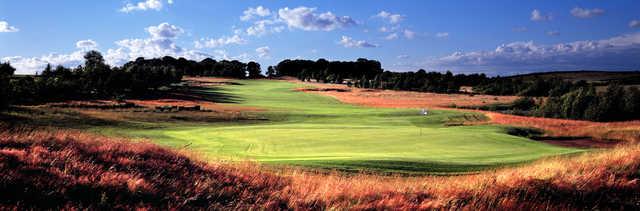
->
(429, 32, 640, 73)
(385, 33, 398, 40)
(75, 39, 98, 50)
(246, 19, 283, 36)
(339, 36, 378, 48)
(547, 30, 560, 36)
(194, 34, 246, 48)
(119, 0, 163, 13)
(146, 22, 183, 39)
(255, 46, 271, 58)
(570, 7, 604, 18)
(397, 55, 410, 59)
(403, 29, 415, 39)
(241, 6, 271, 21)
(375, 11, 404, 24)
(167, 0, 173, 4)
(630, 20, 640, 28)
(278, 6, 356, 31)
(2, 41, 92, 74)
(435, 32, 449, 38)
(0, 21, 19, 32)
(531, 9, 552, 21)
(2, 22, 240, 74)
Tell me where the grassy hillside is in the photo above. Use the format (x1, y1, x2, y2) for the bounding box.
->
(95, 80, 581, 174)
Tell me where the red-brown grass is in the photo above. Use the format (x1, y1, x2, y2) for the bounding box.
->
(486, 112, 640, 143)
(1, 128, 640, 209)
(297, 81, 518, 108)
(0, 129, 288, 210)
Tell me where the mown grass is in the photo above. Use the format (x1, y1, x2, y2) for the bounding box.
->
(92, 80, 582, 174)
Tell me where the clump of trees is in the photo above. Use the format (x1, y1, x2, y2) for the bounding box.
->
(271, 58, 383, 84)
(474, 77, 586, 97)
(538, 84, 640, 121)
(270, 58, 489, 93)
(0, 62, 15, 109)
(1, 51, 263, 107)
(126, 57, 262, 79)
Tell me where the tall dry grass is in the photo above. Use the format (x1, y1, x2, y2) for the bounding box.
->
(486, 112, 640, 142)
(1, 128, 639, 209)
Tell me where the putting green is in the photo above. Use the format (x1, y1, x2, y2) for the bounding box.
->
(99, 80, 583, 174)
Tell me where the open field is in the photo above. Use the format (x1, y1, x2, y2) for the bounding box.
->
(80, 79, 582, 174)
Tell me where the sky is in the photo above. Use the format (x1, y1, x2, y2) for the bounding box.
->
(1, 0, 640, 75)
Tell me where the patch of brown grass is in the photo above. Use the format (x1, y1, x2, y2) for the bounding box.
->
(297, 81, 518, 108)
(0, 129, 287, 210)
(486, 112, 640, 142)
(1, 128, 639, 209)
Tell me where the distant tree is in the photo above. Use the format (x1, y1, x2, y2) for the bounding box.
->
(266, 66, 275, 78)
(512, 97, 536, 111)
(623, 87, 640, 119)
(0, 62, 16, 109)
(247, 61, 262, 78)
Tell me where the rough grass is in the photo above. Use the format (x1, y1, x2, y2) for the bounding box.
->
(1, 128, 639, 210)
(0, 129, 288, 210)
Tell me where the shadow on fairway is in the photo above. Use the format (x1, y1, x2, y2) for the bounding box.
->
(134, 83, 245, 104)
(269, 159, 500, 175)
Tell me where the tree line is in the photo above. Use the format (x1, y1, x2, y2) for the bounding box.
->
(537, 84, 640, 121)
(269, 58, 489, 93)
(0, 51, 262, 108)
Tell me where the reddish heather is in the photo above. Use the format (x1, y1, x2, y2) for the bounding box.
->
(1, 129, 640, 209)
(296, 81, 518, 108)
(0, 130, 288, 210)
(486, 112, 640, 142)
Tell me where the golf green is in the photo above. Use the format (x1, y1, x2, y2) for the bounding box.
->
(99, 80, 583, 174)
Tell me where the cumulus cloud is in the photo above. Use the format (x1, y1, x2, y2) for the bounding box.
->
(241, 6, 271, 21)
(385, 33, 398, 40)
(194, 35, 246, 48)
(255, 46, 271, 58)
(2, 41, 94, 74)
(375, 11, 404, 24)
(278, 7, 356, 31)
(75, 39, 98, 50)
(570, 7, 604, 18)
(146, 22, 183, 39)
(246, 19, 284, 36)
(429, 32, 640, 74)
(403, 29, 416, 39)
(435, 32, 449, 38)
(630, 20, 640, 28)
(0, 21, 19, 32)
(119, 0, 163, 13)
(531, 9, 552, 21)
(3, 22, 251, 74)
(339, 36, 378, 48)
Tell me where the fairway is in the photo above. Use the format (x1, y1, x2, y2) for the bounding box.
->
(99, 80, 582, 174)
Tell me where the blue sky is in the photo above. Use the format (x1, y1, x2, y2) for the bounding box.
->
(1, 0, 639, 75)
